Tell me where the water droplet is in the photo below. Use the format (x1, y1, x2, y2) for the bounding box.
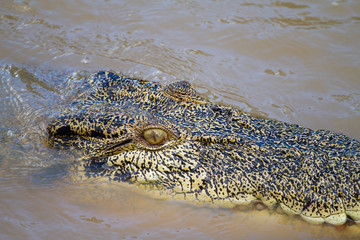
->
(81, 56, 90, 64)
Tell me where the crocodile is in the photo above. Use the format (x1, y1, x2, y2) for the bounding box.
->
(47, 71, 360, 226)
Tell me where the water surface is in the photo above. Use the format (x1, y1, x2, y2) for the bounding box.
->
(1, 1, 360, 239)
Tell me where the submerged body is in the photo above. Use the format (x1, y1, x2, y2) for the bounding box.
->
(47, 71, 360, 225)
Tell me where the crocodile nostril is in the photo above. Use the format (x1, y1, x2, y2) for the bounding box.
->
(51, 125, 72, 136)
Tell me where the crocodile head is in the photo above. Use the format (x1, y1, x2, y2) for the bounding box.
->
(47, 71, 360, 225)
(47, 72, 214, 188)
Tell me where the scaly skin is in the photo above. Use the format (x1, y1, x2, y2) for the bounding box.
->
(47, 71, 360, 225)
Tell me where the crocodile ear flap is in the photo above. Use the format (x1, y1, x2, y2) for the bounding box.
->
(163, 81, 207, 103)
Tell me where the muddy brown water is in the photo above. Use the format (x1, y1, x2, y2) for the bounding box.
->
(1, 1, 360, 239)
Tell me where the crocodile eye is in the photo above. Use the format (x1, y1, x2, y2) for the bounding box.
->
(143, 128, 167, 145)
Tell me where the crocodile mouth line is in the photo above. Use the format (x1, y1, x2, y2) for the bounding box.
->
(100, 138, 133, 155)
(107, 138, 133, 149)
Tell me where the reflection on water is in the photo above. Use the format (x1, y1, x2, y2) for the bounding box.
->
(1, 0, 360, 239)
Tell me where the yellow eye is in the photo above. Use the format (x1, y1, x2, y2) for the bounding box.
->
(143, 128, 167, 145)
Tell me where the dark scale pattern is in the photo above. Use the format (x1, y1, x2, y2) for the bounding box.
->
(47, 71, 360, 225)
